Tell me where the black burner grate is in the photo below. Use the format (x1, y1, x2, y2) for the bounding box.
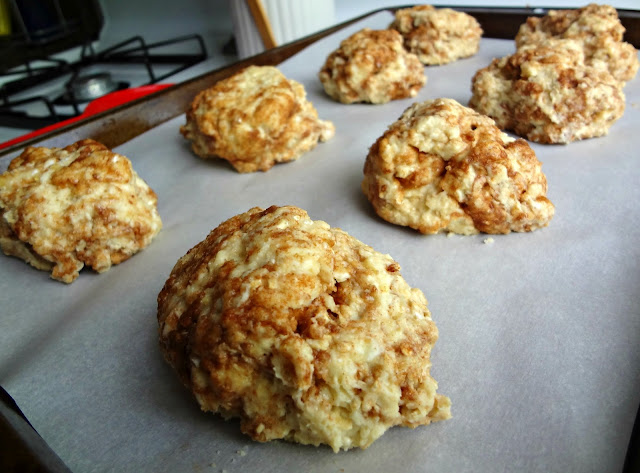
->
(0, 33, 207, 129)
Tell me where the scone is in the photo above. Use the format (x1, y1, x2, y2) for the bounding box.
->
(390, 5, 482, 65)
(157, 205, 450, 452)
(180, 66, 335, 173)
(469, 39, 625, 144)
(0, 139, 162, 283)
(515, 3, 639, 84)
(362, 98, 554, 235)
(318, 28, 426, 104)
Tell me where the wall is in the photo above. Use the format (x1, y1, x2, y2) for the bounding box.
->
(96, 0, 233, 57)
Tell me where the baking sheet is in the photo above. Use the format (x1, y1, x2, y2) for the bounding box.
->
(2, 10, 640, 473)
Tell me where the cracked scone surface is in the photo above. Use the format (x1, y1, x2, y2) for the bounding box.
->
(180, 66, 335, 173)
(469, 40, 625, 144)
(0, 139, 162, 283)
(515, 3, 639, 84)
(390, 5, 482, 65)
(318, 28, 426, 104)
(362, 98, 554, 235)
(157, 205, 450, 452)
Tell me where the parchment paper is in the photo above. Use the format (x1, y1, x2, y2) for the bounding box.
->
(2, 11, 639, 473)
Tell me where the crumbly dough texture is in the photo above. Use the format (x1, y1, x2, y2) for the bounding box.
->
(362, 98, 554, 235)
(180, 66, 335, 173)
(0, 139, 162, 283)
(469, 39, 625, 144)
(515, 3, 639, 84)
(318, 28, 426, 104)
(157, 205, 450, 452)
(390, 5, 482, 65)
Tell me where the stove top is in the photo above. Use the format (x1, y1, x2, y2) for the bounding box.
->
(0, 33, 207, 137)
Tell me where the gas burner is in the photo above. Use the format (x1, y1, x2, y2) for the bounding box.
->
(54, 73, 129, 105)
(69, 73, 120, 102)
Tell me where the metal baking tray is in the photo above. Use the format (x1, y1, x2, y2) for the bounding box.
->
(0, 7, 640, 472)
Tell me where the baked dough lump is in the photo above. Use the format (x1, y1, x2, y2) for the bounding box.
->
(157, 205, 451, 452)
(180, 66, 335, 173)
(390, 5, 482, 65)
(362, 98, 554, 235)
(0, 139, 162, 283)
(469, 39, 625, 144)
(515, 3, 639, 84)
(318, 28, 426, 104)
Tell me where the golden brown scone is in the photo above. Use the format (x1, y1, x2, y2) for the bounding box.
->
(0, 139, 162, 283)
(515, 4, 639, 84)
(469, 39, 625, 144)
(390, 5, 482, 65)
(318, 28, 426, 104)
(362, 98, 554, 235)
(157, 205, 450, 452)
(180, 66, 335, 173)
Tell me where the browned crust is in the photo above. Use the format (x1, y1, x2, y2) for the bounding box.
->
(469, 41, 626, 144)
(180, 66, 334, 173)
(318, 28, 426, 104)
(390, 5, 483, 65)
(515, 4, 639, 83)
(0, 139, 162, 282)
(158, 205, 450, 451)
(362, 98, 554, 234)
